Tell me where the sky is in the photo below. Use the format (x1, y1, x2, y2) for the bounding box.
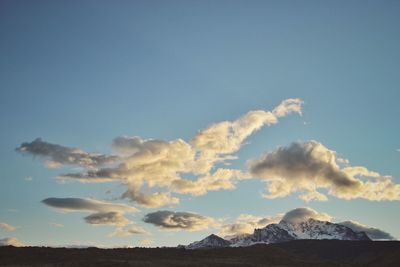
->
(0, 0, 399, 247)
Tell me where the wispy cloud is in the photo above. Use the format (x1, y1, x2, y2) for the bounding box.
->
(42, 197, 137, 213)
(49, 222, 64, 228)
(143, 210, 216, 231)
(42, 197, 138, 234)
(17, 138, 119, 169)
(338, 221, 395, 240)
(0, 222, 16, 232)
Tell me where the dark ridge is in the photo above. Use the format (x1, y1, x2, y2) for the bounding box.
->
(0, 240, 399, 267)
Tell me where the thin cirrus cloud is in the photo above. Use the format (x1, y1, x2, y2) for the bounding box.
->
(0, 222, 16, 232)
(248, 141, 400, 201)
(143, 210, 216, 231)
(19, 99, 303, 208)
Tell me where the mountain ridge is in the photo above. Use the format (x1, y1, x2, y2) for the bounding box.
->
(185, 218, 371, 249)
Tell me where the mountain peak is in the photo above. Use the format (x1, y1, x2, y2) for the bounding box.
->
(185, 234, 231, 249)
(185, 218, 371, 249)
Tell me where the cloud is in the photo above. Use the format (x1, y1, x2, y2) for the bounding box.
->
(143, 211, 215, 231)
(338, 221, 395, 240)
(111, 225, 150, 237)
(192, 98, 303, 168)
(24, 176, 33, 182)
(281, 207, 332, 224)
(17, 138, 119, 168)
(42, 197, 137, 213)
(84, 212, 132, 226)
(42, 197, 137, 234)
(139, 238, 154, 247)
(219, 214, 283, 237)
(45, 99, 302, 206)
(0, 223, 16, 232)
(248, 141, 400, 201)
(122, 189, 179, 208)
(171, 169, 249, 196)
(220, 207, 330, 238)
(0, 237, 23, 247)
(49, 222, 64, 228)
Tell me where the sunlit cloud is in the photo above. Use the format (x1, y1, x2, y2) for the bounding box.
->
(0, 223, 16, 232)
(219, 213, 283, 237)
(21, 99, 303, 208)
(281, 207, 332, 224)
(143, 210, 216, 231)
(42, 197, 138, 234)
(138, 238, 154, 247)
(248, 141, 400, 201)
(0, 237, 23, 247)
(110, 225, 150, 237)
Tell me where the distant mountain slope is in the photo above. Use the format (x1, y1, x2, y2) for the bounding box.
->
(186, 218, 371, 249)
(186, 234, 232, 249)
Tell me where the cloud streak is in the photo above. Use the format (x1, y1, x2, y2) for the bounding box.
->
(143, 210, 215, 231)
(17, 138, 119, 169)
(338, 221, 395, 240)
(42, 197, 137, 213)
(0, 223, 16, 232)
(42, 197, 137, 234)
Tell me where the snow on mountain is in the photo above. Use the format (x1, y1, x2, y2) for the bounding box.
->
(185, 234, 231, 249)
(278, 218, 371, 241)
(184, 218, 371, 249)
(231, 224, 295, 247)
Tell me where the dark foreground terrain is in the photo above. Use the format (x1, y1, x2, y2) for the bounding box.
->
(1, 240, 399, 267)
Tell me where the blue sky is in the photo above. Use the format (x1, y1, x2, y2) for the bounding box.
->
(0, 0, 399, 247)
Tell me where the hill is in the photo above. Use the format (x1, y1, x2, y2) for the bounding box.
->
(0, 240, 399, 266)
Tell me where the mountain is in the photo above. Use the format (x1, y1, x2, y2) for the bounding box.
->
(185, 218, 371, 249)
(186, 234, 232, 249)
(231, 224, 295, 247)
(279, 218, 371, 241)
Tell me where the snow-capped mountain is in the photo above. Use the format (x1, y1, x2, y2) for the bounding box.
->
(185, 234, 232, 249)
(231, 224, 295, 247)
(184, 218, 371, 249)
(279, 218, 370, 241)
